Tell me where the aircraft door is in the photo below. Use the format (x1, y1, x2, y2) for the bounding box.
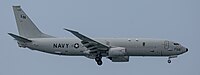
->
(164, 41, 169, 49)
(162, 40, 171, 56)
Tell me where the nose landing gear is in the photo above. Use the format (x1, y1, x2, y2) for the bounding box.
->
(167, 55, 177, 63)
(168, 59, 171, 63)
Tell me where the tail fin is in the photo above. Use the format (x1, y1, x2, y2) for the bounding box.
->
(12, 6, 54, 38)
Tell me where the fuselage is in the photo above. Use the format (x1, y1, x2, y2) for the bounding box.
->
(21, 38, 187, 57)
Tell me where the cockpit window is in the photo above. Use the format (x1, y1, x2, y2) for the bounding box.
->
(174, 43, 180, 45)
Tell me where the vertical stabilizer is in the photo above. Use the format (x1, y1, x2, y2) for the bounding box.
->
(12, 6, 54, 38)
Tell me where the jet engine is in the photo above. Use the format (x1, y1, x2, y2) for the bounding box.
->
(108, 47, 129, 62)
(108, 47, 127, 57)
(108, 56, 129, 62)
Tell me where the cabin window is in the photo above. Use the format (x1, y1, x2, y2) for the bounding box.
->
(143, 42, 145, 46)
(174, 43, 179, 45)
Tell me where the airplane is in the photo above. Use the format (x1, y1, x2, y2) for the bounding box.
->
(8, 6, 188, 66)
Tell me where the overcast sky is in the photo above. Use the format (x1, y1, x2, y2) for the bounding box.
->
(0, 0, 199, 75)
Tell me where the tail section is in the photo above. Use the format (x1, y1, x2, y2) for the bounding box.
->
(8, 33, 32, 48)
(12, 6, 54, 38)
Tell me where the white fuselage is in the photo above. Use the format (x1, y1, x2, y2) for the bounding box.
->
(22, 38, 186, 57)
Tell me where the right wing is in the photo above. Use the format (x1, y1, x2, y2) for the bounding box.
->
(64, 28, 109, 52)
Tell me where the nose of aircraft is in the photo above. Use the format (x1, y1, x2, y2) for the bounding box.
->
(186, 48, 188, 52)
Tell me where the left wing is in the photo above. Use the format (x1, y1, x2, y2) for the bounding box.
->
(64, 28, 109, 52)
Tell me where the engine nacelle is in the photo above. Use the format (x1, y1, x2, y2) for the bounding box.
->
(108, 56, 129, 62)
(108, 47, 127, 57)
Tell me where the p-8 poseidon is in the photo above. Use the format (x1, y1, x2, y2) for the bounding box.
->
(9, 6, 188, 66)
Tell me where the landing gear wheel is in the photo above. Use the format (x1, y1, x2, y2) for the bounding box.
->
(95, 55, 103, 66)
(95, 57, 101, 61)
(168, 59, 171, 63)
(97, 60, 103, 65)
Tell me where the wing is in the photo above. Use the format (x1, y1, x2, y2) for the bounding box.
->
(64, 28, 109, 52)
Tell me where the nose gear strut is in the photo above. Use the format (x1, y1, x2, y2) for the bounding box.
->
(167, 55, 177, 63)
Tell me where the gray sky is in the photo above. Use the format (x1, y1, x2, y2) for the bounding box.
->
(1, 0, 199, 75)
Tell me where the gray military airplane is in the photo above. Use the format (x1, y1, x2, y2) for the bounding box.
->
(9, 6, 188, 65)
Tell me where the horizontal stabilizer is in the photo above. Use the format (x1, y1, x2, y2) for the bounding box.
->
(8, 33, 32, 42)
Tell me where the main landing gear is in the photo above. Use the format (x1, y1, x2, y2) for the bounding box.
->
(95, 54, 103, 66)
